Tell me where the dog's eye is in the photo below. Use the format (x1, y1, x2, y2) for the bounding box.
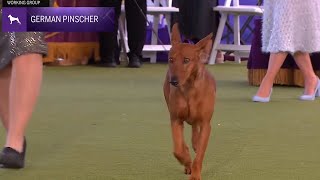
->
(169, 58, 173, 63)
(183, 58, 190, 64)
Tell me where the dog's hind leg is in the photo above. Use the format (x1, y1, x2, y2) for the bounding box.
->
(192, 125, 200, 153)
(171, 121, 192, 174)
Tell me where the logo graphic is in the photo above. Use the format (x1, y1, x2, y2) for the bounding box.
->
(2, 8, 27, 32)
(8, 14, 22, 25)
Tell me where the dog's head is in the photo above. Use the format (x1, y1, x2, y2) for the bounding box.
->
(8, 15, 12, 18)
(168, 24, 213, 87)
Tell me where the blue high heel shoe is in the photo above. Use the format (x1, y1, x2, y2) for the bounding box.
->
(252, 88, 273, 103)
(299, 79, 320, 101)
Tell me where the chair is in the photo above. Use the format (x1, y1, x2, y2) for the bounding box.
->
(208, 0, 263, 64)
(119, 0, 179, 63)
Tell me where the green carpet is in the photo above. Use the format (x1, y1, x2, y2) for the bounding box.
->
(1, 63, 320, 180)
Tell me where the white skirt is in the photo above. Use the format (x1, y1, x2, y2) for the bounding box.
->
(262, 0, 320, 53)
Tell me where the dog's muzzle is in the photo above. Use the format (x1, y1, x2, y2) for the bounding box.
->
(169, 76, 179, 87)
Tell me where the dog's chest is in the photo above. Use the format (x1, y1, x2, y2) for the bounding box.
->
(169, 92, 189, 119)
(169, 90, 203, 124)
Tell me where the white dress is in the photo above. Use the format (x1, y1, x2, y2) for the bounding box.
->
(262, 0, 320, 53)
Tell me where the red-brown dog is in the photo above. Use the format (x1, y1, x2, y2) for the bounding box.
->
(163, 24, 216, 180)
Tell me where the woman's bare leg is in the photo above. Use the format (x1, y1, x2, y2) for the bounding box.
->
(255, 52, 288, 97)
(5, 54, 43, 152)
(0, 65, 11, 131)
(293, 52, 318, 95)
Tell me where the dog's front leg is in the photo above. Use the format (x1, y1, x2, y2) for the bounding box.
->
(171, 120, 192, 174)
(192, 125, 200, 153)
(190, 122, 211, 180)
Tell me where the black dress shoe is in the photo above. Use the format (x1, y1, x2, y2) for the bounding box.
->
(0, 138, 27, 169)
(102, 61, 117, 68)
(128, 54, 142, 68)
(99, 54, 118, 67)
(96, 60, 117, 68)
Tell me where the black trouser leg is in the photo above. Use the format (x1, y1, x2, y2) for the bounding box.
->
(125, 0, 147, 57)
(99, 0, 122, 63)
(173, 0, 219, 40)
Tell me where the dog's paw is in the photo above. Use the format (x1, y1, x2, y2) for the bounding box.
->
(184, 165, 192, 175)
(189, 169, 201, 180)
(189, 174, 201, 180)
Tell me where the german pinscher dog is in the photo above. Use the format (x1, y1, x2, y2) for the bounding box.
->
(163, 24, 216, 180)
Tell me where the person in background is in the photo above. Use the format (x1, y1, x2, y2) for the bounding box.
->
(252, 0, 320, 102)
(98, 0, 147, 68)
(172, 0, 224, 63)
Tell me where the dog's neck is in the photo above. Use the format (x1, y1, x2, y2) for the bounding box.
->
(179, 64, 206, 93)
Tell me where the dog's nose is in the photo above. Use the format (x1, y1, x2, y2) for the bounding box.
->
(169, 76, 179, 87)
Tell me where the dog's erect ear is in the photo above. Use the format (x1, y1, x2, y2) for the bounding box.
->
(196, 33, 213, 54)
(171, 23, 181, 45)
(196, 33, 213, 63)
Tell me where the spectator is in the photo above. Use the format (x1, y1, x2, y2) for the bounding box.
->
(98, 0, 147, 68)
(252, 0, 320, 102)
(172, 0, 224, 63)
